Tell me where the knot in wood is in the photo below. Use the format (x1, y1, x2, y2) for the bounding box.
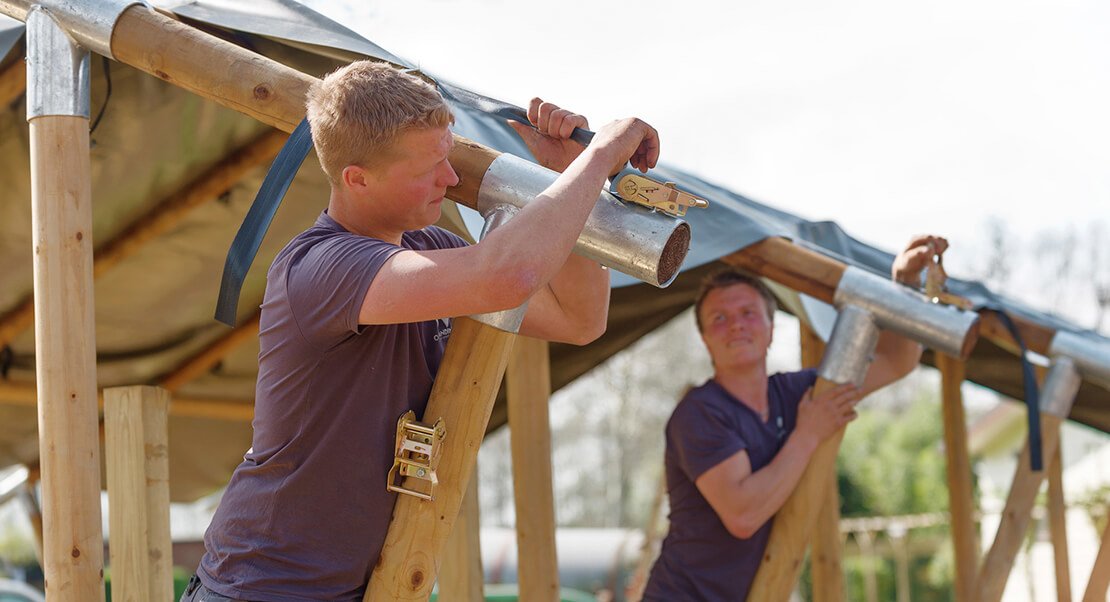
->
(253, 84, 272, 100)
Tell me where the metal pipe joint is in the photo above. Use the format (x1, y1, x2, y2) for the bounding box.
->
(818, 304, 880, 387)
(833, 266, 980, 359)
(0, 0, 141, 58)
(469, 204, 528, 333)
(1048, 329, 1110, 392)
(477, 153, 691, 288)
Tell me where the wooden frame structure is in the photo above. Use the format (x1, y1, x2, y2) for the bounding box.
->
(2, 3, 1109, 602)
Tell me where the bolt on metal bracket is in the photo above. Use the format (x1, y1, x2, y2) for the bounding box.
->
(387, 410, 446, 501)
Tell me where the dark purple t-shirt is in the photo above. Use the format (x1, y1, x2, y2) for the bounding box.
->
(643, 369, 818, 602)
(199, 212, 466, 601)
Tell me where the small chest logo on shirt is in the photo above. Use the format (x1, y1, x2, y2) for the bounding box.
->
(433, 318, 452, 342)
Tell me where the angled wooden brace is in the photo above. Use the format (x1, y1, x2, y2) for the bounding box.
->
(977, 331, 1110, 602)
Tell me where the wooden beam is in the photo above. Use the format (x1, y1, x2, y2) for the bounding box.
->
(158, 311, 261, 392)
(976, 414, 1064, 602)
(722, 238, 846, 306)
(31, 114, 105, 601)
(978, 310, 1057, 358)
(438, 470, 484, 602)
(747, 377, 847, 599)
(367, 317, 516, 600)
(938, 353, 980, 602)
(1047, 448, 1072, 602)
(0, 130, 285, 349)
(0, 56, 26, 108)
(0, 381, 254, 422)
(104, 386, 173, 602)
(507, 337, 559, 602)
(1082, 509, 1110, 602)
(801, 324, 844, 602)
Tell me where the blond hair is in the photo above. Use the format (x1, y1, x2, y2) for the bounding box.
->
(306, 61, 454, 183)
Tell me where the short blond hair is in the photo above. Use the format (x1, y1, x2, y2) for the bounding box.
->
(306, 61, 454, 183)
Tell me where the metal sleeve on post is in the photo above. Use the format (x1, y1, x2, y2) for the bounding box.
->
(1040, 357, 1081, 419)
(833, 266, 980, 359)
(0, 0, 141, 59)
(25, 6, 89, 120)
(469, 204, 528, 333)
(817, 304, 880, 387)
(477, 153, 690, 288)
(1048, 330, 1110, 391)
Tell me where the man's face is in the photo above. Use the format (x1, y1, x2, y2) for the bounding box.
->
(698, 283, 774, 371)
(361, 126, 459, 231)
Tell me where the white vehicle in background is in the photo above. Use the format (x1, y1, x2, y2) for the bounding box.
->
(0, 579, 45, 602)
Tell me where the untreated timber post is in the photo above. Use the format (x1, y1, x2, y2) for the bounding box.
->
(1046, 449, 1072, 602)
(747, 266, 979, 600)
(507, 336, 560, 602)
(938, 353, 979, 602)
(438, 469, 484, 602)
(367, 206, 525, 600)
(978, 326, 1110, 602)
(801, 324, 843, 602)
(1082, 509, 1110, 602)
(104, 386, 173, 602)
(22, 3, 125, 599)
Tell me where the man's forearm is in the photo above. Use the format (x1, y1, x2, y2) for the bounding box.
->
(728, 433, 818, 536)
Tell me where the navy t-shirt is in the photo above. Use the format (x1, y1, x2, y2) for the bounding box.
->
(643, 369, 818, 602)
(199, 212, 467, 601)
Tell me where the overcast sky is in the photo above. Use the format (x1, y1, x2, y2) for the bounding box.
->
(305, 0, 1109, 328)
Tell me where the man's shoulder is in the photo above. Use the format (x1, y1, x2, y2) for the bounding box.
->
(769, 368, 818, 401)
(669, 381, 730, 428)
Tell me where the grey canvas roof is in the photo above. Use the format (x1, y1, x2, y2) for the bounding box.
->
(0, 0, 1106, 501)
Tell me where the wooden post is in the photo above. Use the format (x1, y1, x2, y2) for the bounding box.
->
(1047, 450, 1072, 602)
(892, 529, 911, 602)
(438, 469, 484, 602)
(801, 324, 844, 602)
(855, 531, 880, 602)
(938, 353, 980, 602)
(104, 386, 173, 602)
(506, 336, 560, 602)
(31, 112, 105, 601)
(367, 317, 516, 600)
(1082, 510, 1110, 602)
(976, 414, 1064, 602)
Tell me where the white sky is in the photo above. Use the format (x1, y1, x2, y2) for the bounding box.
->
(305, 0, 1109, 326)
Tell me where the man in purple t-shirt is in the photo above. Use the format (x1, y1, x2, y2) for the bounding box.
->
(644, 235, 949, 601)
(187, 61, 663, 601)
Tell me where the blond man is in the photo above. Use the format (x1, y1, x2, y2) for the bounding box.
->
(187, 61, 660, 601)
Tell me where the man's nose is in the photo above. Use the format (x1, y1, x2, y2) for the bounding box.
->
(442, 161, 460, 187)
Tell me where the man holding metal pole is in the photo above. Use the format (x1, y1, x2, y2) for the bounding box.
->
(643, 236, 948, 601)
(186, 61, 660, 602)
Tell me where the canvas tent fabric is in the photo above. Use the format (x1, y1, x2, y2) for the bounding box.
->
(0, 0, 1105, 502)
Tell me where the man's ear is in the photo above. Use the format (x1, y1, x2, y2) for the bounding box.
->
(341, 164, 370, 192)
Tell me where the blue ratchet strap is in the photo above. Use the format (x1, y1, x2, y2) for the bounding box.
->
(214, 118, 313, 326)
(992, 309, 1044, 471)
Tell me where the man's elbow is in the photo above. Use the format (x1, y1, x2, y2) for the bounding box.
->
(723, 514, 764, 540)
(481, 265, 543, 311)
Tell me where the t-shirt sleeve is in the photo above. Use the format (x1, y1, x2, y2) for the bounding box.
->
(286, 235, 403, 350)
(780, 368, 819, 410)
(669, 395, 748, 482)
(422, 225, 469, 250)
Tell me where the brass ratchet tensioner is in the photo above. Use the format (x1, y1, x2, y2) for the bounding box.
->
(924, 252, 974, 311)
(387, 410, 446, 501)
(614, 173, 709, 217)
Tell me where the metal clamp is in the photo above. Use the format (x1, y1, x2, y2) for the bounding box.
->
(613, 173, 709, 218)
(386, 410, 446, 501)
(923, 253, 973, 310)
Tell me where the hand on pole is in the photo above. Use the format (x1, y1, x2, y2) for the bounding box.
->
(892, 234, 949, 286)
(508, 97, 590, 172)
(795, 383, 861, 448)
